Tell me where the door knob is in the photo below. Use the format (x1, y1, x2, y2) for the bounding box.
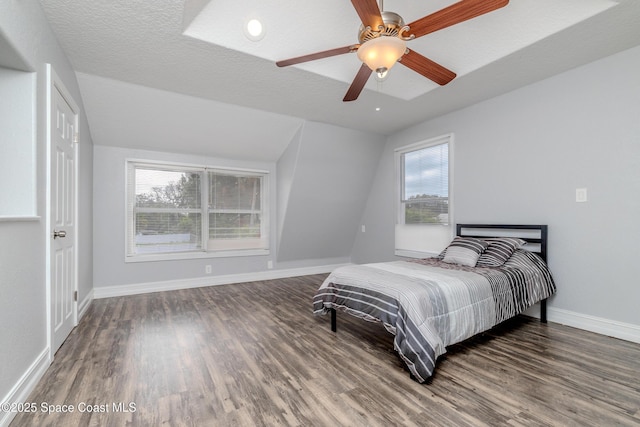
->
(53, 230, 67, 239)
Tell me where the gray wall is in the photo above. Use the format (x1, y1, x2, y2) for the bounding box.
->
(276, 125, 303, 252)
(0, 0, 93, 409)
(93, 120, 385, 289)
(93, 146, 276, 287)
(277, 121, 386, 265)
(353, 44, 640, 326)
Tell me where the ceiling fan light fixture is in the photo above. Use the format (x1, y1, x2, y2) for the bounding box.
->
(276, 0, 509, 102)
(357, 36, 406, 75)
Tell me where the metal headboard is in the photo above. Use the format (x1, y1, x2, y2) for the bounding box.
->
(456, 224, 549, 322)
(456, 224, 548, 262)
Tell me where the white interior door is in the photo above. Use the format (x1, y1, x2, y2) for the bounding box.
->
(50, 85, 77, 354)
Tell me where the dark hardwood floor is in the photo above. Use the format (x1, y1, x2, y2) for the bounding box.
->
(12, 274, 640, 426)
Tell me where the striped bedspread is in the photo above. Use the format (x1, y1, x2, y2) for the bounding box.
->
(312, 249, 556, 382)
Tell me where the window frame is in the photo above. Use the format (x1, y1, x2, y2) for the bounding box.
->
(125, 159, 269, 262)
(394, 134, 454, 258)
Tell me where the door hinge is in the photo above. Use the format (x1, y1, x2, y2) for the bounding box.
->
(74, 291, 78, 302)
(73, 133, 79, 144)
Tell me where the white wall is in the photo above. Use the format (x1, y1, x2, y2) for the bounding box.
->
(353, 45, 640, 331)
(0, 0, 93, 422)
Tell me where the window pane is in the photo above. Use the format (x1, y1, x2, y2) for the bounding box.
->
(136, 169, 201, 209)
(404, 199, 448, 224)
(209, 213, 261, 239)
(209, 172, 262, 244)
(134, 213, 202, 253)
(209, 172, 261, 210)
(133, 167, 202, 253)
(403, 143, 448, 224)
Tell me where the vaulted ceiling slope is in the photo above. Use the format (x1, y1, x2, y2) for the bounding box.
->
(75, 73, 304, 162)
(40, 0, 640, 137)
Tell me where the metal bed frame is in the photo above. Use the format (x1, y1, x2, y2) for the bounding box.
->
(456, 224, 548, 323)
(329, 223, 550, 332)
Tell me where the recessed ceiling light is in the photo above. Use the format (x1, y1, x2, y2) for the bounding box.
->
(375, 107, 381, 112)
(244, 18, 265, 41)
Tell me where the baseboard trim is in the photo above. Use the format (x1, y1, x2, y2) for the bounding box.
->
(547, 307, 640, 344)
(94, 268, 640, 344)
(0, 348, 50, 427)
(94, 264, 347, 299)
(77, 289, 93, 320)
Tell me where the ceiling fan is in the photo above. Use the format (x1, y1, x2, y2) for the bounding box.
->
(276, 0, 509, 102)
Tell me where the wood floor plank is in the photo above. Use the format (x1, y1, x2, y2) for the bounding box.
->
(10, 274, 640, 426)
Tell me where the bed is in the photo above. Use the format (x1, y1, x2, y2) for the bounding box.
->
(312, 224, 556, 383)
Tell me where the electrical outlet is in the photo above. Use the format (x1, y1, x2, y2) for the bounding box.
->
(576, 188, 588, 203)
(361, 225, 366, 233)
(205, 265, 212, 274)
(267, 260, 273, 270)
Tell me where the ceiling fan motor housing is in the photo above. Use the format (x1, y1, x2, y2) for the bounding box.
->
(358, 11, 412, 43)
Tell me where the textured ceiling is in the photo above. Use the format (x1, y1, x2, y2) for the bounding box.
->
(39, 0, 640, 138)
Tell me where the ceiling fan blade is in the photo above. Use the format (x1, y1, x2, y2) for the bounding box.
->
(343, 64, 372, 102)
(407, 0, 508, 39)
(276, 45, 357, 67)
(350, 0, 383, 29)
(399, 50, 456, 86)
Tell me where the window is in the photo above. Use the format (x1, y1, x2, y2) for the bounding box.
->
(401, 141, 449, 225)
(126, 161, 268, 260)
(395, 134, 453, 257)
(208, 171, 263, 251)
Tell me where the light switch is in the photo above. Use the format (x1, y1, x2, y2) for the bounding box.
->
(576, 188, 588, 202)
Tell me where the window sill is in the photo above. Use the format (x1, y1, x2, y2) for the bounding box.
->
(0, 216, 40, 222)
(125, 248, 270, 263)
(395, 249, 439, 259)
